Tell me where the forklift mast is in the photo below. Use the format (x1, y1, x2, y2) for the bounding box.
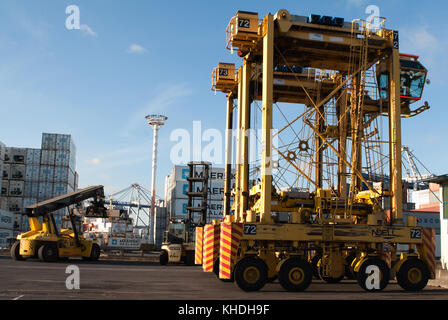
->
(185, 162, 211, 242)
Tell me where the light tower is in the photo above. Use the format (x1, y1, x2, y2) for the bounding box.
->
(145, 114, 168, 245)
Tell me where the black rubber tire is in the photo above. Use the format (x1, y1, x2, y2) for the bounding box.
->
(345, 254, 357, 280)
(10, 241, 25, 261)
(357, 258, 390, 292)
(38, 244, 58, 262)
(213, 258, 234, 282)
(311, 254, 321, 280)
(159, 250, 169, 265)
(89, 244, 101, 261)
(278, 258, 313, 292)
(234, 257, 268, 292)
(185, 251, 195, 266)
(396, 259, 430, 291)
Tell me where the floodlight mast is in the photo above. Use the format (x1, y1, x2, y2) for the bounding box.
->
(145, 114, 168, 245)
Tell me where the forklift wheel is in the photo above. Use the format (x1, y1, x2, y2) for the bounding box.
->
(396, 259, 429, 291)
(234, 257, 268, 292)
(278, 258, 313, 292)
(185, 251, 195, 266)
(160, 250, 169, 265)
(357, 258, 390, 292)
(10, 241, 25, 261)
(38, 244, 58, 262)
(89, 244, 101, 261)
(83, 244, 101, 261)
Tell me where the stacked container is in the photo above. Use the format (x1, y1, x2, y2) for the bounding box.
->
(0, 133, 80, 232)
(39, 133, 78, 228)
(164, 165, 235, 221)
(0, 210, 14, 248)
(1, 147, 27, 229)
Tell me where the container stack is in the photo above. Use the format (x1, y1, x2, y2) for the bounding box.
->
(38, 133, 78, 229)
(164, 165, 235, 222)
(1, 147, 27, 230)
(0, 133, 80, 232)
(0, 209, 14, 248)
(154, 206, 168, 249)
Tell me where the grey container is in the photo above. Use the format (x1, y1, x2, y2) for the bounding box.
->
(10, 164, 25, 180)
(38, 182, 53, 201)
(40, 150, 55, 166)
(1, 181, 9, 197)
(54, 166, 75, 188)
(25, 165, 40, 182)
(24, 182, 39, 198)
(2, 164, 10, 180)
(26, 149, 41, 165)
(7, 197, 23, 213)
(41, 133, 57, 150)
(55, 150, 76, 170)
(5, 148, 26, 164)
(9, 180, 24, 197)
(39, 165, 55, 183)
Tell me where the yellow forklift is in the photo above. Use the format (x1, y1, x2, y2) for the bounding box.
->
(10, 185, 109, 262)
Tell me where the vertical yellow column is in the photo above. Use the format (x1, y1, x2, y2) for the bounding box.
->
(234, 67, 243, 222)
(240, 60, 251, 217)
(260, 14, 274, 224)
(388, 31, 403, 224)
(223, 94, 234, 217)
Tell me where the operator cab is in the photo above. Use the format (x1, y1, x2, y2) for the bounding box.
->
(377, 54, 428, 105)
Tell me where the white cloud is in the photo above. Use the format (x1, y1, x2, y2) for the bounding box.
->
(126, 44, 147, 54)
(88, 157, 101, 165)
(80, 24, 98, 38)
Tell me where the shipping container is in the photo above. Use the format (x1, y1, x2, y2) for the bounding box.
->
(53, 183, 73, 197)
(25, 165, 40, 182)
(1, 181, 8, 196)
(9, 180, 24, 197)
(170, 198, 225, 221)
(4, 148, 26, 164)
(2, 163, 10, 180)
(26, 149, 41, 165)
(38, 182, 53, 201)
(24, 182, 39, 198)
(39, 165, 55, 182)
(0, 228, 14, 249)
(55, 150, 76, 169)
(40, 150, 55, 166)
(10, 164, 25, 180)
(168, 180, 226, 201)
(0, 198, 7, 211)
(8, 197, 23, 213)
(41, 133, 57, 150)
(0, 210, 14, 230)
(56, 134, 76, 152)
(54, 166, 75, 188)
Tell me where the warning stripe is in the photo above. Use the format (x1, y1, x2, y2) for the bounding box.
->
(219, 223, 243, 279)
(202, 225, 220, 272)
(195, 227, 204, 265)
(422, 228, 436, 279)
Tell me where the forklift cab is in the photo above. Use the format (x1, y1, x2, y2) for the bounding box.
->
(164, 220, 195, 244)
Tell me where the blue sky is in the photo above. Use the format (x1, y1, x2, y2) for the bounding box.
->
(0, 0, 446, 197)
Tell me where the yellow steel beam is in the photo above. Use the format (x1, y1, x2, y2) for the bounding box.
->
(260, 14, 274, 224)
(234, 67, 243, 220)
(223, 94, 234, 217)
(388, 33, 403, 224)
(240, 60, 251, 217)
